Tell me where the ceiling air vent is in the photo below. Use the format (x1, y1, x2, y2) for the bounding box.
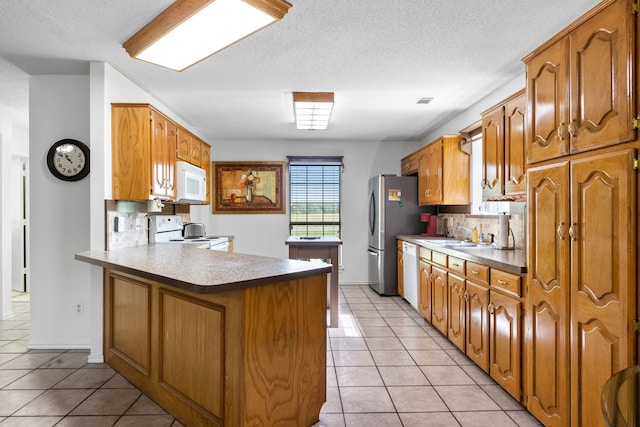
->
(415, 97, 434, 105)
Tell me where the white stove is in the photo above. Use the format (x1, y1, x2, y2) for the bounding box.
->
(149, 215, 229, 250)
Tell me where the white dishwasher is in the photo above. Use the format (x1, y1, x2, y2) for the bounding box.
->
(402, 241, 419, 310)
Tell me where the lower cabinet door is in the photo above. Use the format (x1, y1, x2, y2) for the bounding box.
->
(465, 280, 489, 372)
(419, 260, 432, 321)
(447, 274, 465, 352)
(489, 290, 521, 401)
(431, 266, 448, 335)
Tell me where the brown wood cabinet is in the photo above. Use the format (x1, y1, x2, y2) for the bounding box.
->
(112, 103, 211, 203)
(177, 128, 208, 167)
(401, 151, 420, 176)
(447, 273, 466, 352)
(524, 0, 635, 164)
(489, 287, 522, 400)
(465, 279, 489, 372)
(150, 110, 177, 199)
(481, 89, 526, 200)
(526, 148, 636, 427)
(112, 104, 176, 200)
(418, 248, 432, 321)
(418, 135, 470, 205)
(431, 265, 448, 336)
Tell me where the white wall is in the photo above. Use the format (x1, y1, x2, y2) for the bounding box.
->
(190, 139, 422, 285)
(29, 76, 92, 347)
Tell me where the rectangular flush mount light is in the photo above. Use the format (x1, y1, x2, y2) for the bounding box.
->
(293, 92, 335, 130)
(123, 0, 292, 71)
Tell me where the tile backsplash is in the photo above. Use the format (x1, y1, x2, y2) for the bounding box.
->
(439, 213, 525, 249)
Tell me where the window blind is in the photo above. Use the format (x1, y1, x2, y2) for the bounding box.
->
(288, 156, 343, 237)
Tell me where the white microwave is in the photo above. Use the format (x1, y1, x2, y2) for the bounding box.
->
(176, 161, 207, 203)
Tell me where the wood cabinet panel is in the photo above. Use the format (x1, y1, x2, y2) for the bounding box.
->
(489, 289, 521, 400)
(418, 135, 470, 205)
(111, 105, 152, 200)
(150, 110, 176, 199)
(448, 256, 465, 276)
(419, 259, 432, 322)
(481, 105, 503, 200)
(160, 290, 224, 418)
(491, 269, 521, 297)
(525, 0, 635, 164)
(568, 0, 634, 154)
(447, 273, 466, 352)
(431, 266, 448, 335)
(504, 92, 527, 196)
(526, 162, 570, 427)
(107, 274, 151, 374)
(401, 151, 420, 176)
(202, 142, 211, 203)
(570, 149, 636, 427)
(466, 262, 489, 285)
(466, 280, 489, 372)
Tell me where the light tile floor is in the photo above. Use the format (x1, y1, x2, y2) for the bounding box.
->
(0, 287, 544, 426)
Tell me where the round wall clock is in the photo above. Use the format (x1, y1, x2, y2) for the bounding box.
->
(46, 138, 90, 182)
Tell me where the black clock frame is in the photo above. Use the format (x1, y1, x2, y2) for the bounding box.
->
(46, 138, 90, 182)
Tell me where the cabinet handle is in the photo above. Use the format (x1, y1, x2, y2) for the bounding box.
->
(471, 270, 479, 275)
(557, 123, 566, 141)
(557, 222, 566, 240)
(569, 223, 577, 241)
(452, 263, 460, 268)
(488, 301, 495, 314)
(497, 279, 508, 286)
(480, 179, 487, 189)
(568, 120, 577, 138)
(463, 290, 469, 302)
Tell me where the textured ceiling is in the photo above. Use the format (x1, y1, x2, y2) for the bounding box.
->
(0, 0, 600, 142)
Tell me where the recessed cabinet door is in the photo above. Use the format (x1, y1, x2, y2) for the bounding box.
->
(481, 106, 503, 200)
(431, 266, 448, 335)
(526, 161, 570, 427)
(526, 38, 570, 163)
(150, 110, 176, 199)
(466, 280, 489, 373)
(569, 0, 635, 154)
(447, 274, 466, 352)
(570, 149, 635, 427)
(419, 260, 432, 322)
(489, 290, 521, 401)
(504, 92, 526, 196)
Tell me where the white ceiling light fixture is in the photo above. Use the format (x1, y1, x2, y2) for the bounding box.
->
(123, 0, 292, 71)
(293, 92, 335, 130)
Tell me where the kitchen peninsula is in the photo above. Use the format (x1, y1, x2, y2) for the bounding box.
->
(76, 245, 332, 427)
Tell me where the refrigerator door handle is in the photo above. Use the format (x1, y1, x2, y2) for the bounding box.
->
(367, 250, 379, 256)
(368, 190, 376, 236)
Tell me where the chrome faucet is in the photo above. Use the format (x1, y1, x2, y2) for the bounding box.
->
(458, 226, 473, 240)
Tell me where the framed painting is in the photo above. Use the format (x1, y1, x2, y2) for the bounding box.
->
(212, 161, 286, 214)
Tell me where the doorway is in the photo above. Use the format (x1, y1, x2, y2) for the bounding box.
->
(11, 157, 28, 293)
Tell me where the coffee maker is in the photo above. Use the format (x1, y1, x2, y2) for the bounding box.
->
(420, 213, 441, 237)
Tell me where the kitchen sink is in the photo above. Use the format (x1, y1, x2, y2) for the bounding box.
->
(420, 239, 493, 249)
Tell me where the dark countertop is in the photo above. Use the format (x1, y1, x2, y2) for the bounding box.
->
(397, 235, 526, 275)
(75, 244, 332, 294)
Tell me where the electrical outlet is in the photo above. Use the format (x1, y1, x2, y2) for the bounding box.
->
(74, 302, 84, 316)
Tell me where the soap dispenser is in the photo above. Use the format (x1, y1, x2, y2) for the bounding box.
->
(471, 226, 479, 243)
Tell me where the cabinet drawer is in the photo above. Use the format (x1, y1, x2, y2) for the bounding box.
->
(448, 256, 465, 275)
(466, 262, 489, 285)
(419, 247, 431, 261)
(490, 269, 521, 297)
(431, 251, 447, 267)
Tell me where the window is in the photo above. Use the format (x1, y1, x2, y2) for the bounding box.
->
(288, 156, 342, 237)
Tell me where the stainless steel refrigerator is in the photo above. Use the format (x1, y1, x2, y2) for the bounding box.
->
(368, 175, 427, 295)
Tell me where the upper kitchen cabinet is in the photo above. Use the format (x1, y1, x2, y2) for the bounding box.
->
(401, 150, 420, 176)
(524, 0, 635, 164)
(177, 128, 210, 169)
(418, 135, 470, 206)
(112, 103, 210, 203)
(481, 90, 526, 200)
(112, 104, 176, 200)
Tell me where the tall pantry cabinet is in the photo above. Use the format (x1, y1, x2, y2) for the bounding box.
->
(523, 0, 637, 426)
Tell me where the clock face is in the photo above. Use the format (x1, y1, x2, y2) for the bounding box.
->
(47, 139, 90, 181)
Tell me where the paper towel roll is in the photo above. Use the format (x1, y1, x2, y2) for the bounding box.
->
(498, 215, 510, 248)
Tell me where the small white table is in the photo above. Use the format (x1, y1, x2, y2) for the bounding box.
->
(286, 236, 342, 328)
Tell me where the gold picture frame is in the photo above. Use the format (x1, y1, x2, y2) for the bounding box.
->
(212, 161, 286, 214)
